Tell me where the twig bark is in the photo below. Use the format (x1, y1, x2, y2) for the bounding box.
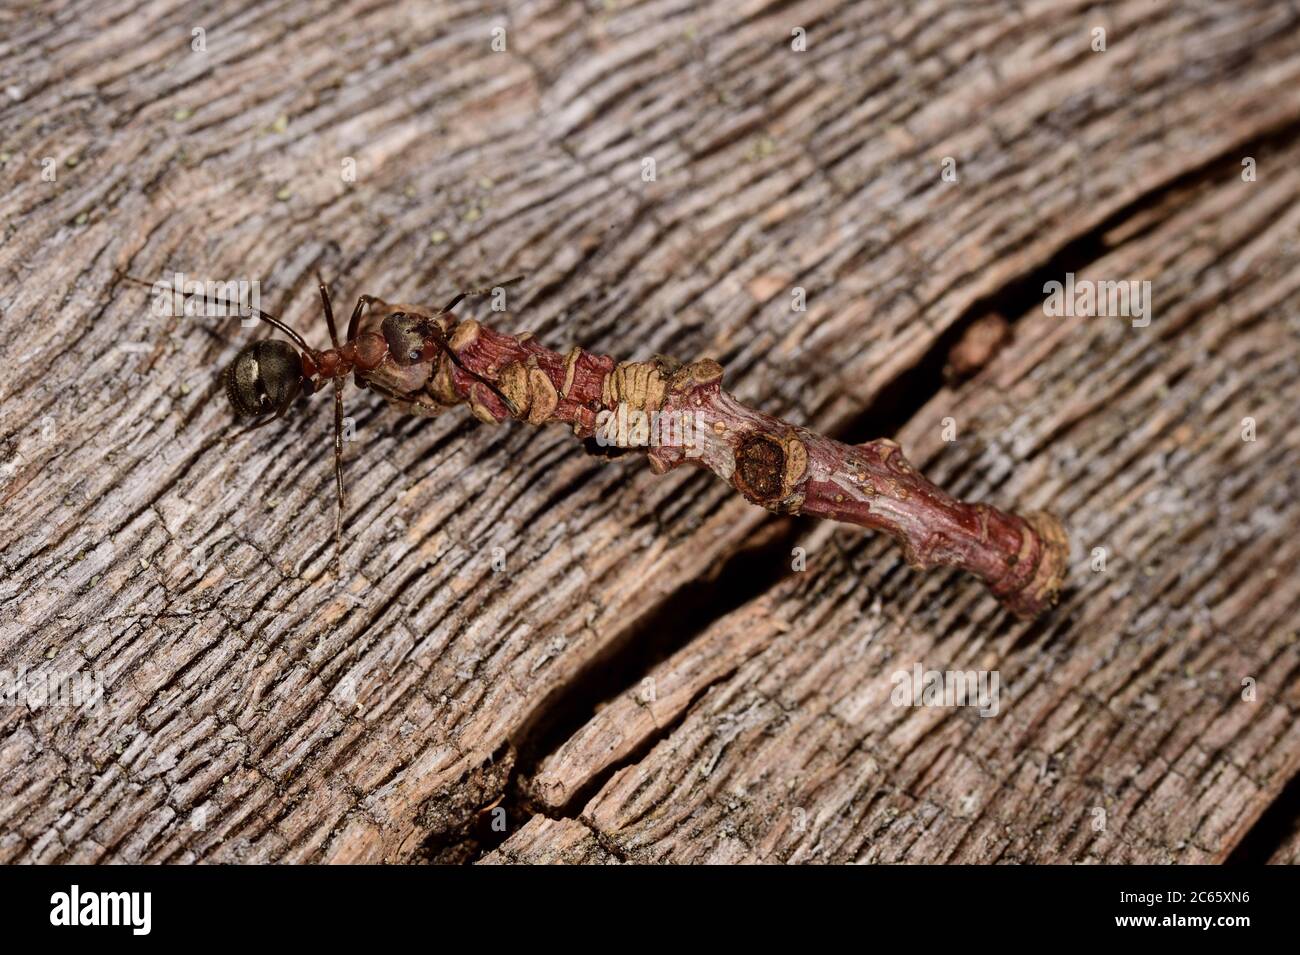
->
(364, 303, 1069, 618)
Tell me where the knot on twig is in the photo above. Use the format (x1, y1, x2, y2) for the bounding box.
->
(732, 429, 808, 511)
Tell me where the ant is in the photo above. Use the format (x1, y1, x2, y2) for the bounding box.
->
(119, 271, 522, 569)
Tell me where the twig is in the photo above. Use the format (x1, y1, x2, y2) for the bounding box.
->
(368, 309, 1070, 618)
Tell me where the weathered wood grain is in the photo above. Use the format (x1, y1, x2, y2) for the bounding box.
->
(1268, 818, 1300, 865)
(1, 0, 1298, 862)
(490, 138, 1300, 863)
(479, 815, 620, 865)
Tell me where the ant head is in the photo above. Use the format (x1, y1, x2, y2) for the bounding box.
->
(381, 311, 428, 365)
(381, 308, 451, 366)
(224, 339, 304, 417)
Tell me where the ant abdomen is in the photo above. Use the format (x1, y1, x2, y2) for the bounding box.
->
(224, 340, 304, 418)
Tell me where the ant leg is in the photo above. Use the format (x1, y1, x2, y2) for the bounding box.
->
(360, 377, 417, 404)
(223, 404, 290, 443)
(317, 279, 342, 349)
(425, 324, 521, 418)
(438, 275, 525, 315)
(433, 276, 527, 418)
(345, 295, 374, 342)
(332, 376, 346, 571)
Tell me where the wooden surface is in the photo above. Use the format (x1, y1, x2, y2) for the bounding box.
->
(0, 0, 1297, 864)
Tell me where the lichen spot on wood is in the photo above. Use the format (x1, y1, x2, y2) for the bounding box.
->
(734, 432, 788, 504)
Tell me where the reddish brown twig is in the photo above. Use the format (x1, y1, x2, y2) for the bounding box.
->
(364, 304, 1069, 618)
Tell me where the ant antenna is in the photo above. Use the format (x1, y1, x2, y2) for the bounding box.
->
(116, 271, 314, 353)
(431, 275, 526, 417)
(438, 275, 525, 315)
